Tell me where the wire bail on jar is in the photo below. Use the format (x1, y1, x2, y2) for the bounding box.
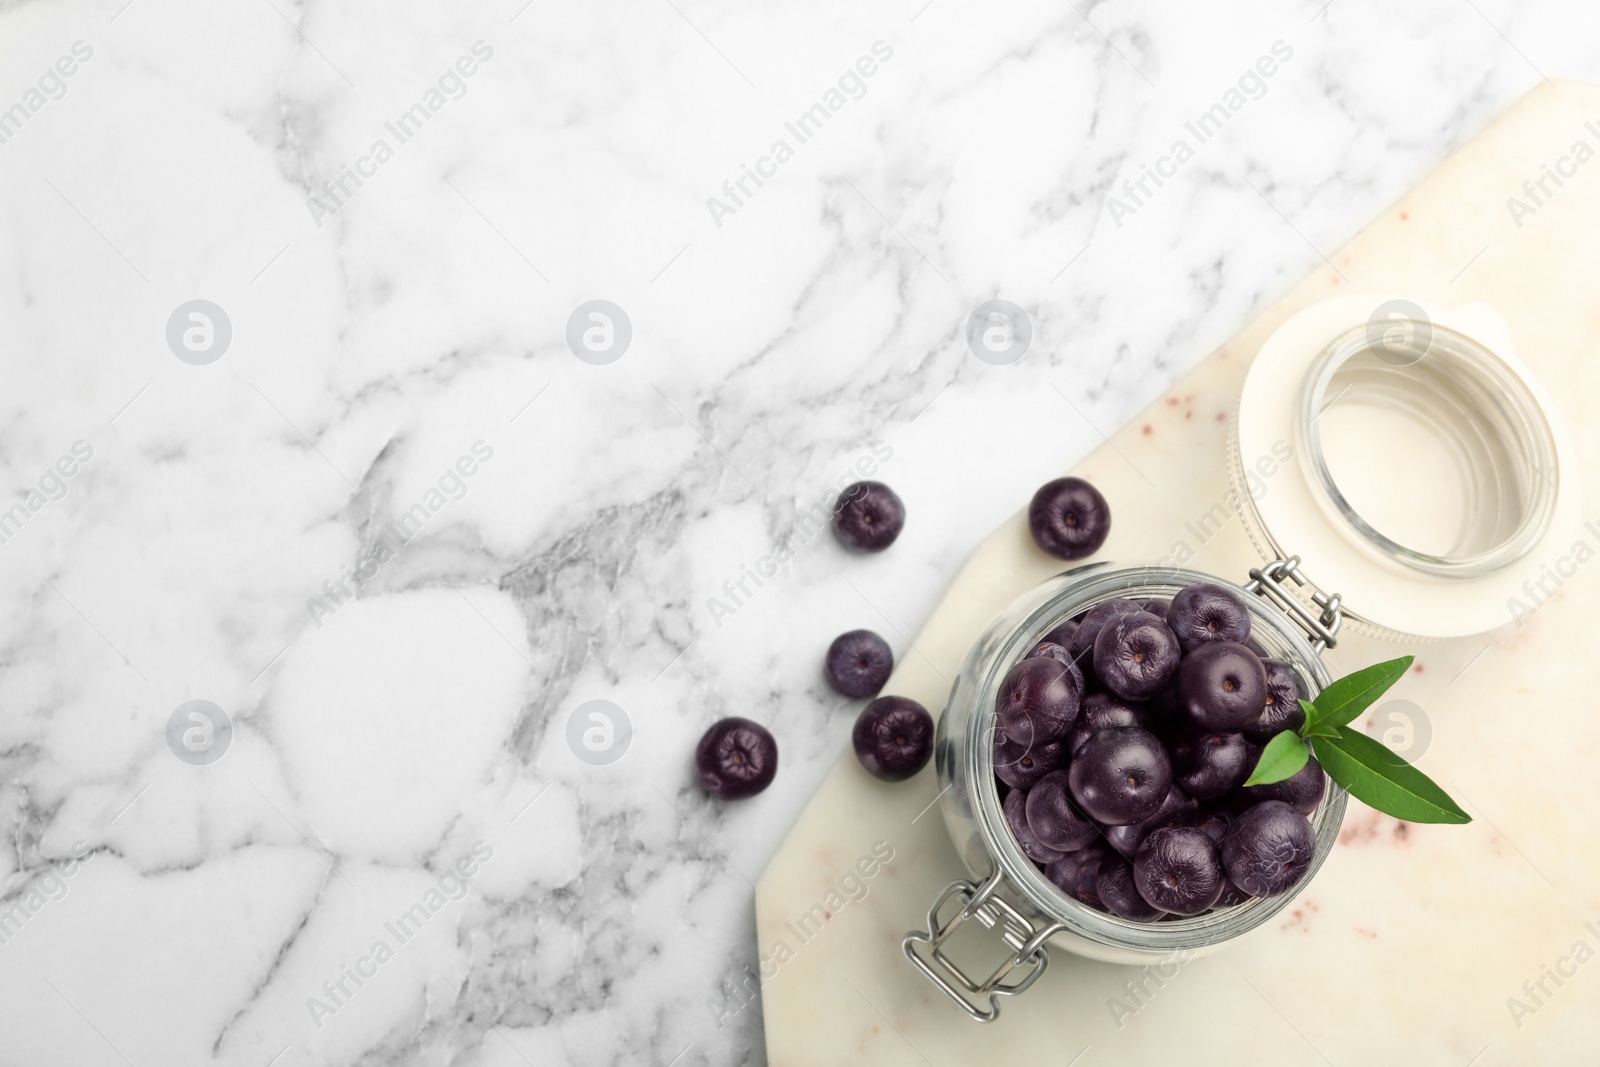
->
(902, 867, 1064, 1022)
(1244, 556, 1343, 652)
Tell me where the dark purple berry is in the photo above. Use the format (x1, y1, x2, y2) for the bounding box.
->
(1134, 826, 1225, 915)
(1097, 853, 1164, 921)
(1003, 787, 1065, 865)
(1045, 844, 1109, 907)
(1041, 619, 1079, 649)
(1066, 598, 1141, 661)
(1171, 729, 1255, 800)
(1094, 611, 1180, 702)
(695, 718, 778, 800)
(852, 696, 933, 782)
(1144, 685, 1180, 731)
(1166, 582, 1252, 653)
(1198, 814, 1233, 855)
(1065, 692, 1152, 759)
(1223, 800, 1316, 896)
(1139, 597, 1172, 618)
(1216, 877, 1252, 908)
(996, 657, 1081, 745)
(833, 480, 904, 551)
(825, 629, 894, 697)
(1243, 659, 1305, 743)
(1028, 477, 1111, 560)
(1177, 641, 1267, 731)
(1235, 754, 1326, 816)
(1103, 822, 1140, 858)
(1024, 770, 1100, 852)
(1104, 784, 1198, 857)
(993, 734, 1066, 791)
(1025, 641, 1087, 695)
(1068, 727, 1172, 826)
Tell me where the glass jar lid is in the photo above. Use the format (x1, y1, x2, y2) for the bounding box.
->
(1298, 319, 1558, 578)
(1237, 295, 1581, 639)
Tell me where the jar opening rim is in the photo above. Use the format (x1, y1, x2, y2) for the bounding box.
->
(1296, 321, 1558, 578)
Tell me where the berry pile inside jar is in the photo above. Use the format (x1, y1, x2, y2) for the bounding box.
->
(995, 582, 1324, 922)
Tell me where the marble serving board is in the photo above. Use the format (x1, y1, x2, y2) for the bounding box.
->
(756, 80, 1600, 1066)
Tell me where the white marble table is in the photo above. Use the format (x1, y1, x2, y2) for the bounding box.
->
(0, 1, 1595, 1065)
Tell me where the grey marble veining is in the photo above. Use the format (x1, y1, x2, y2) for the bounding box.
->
(0, 0, 1595, 1064)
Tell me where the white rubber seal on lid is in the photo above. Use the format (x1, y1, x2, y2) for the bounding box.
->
(1237, 294, 1581, 639)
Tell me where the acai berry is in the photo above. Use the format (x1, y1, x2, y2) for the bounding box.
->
(695, 718, 778, 800)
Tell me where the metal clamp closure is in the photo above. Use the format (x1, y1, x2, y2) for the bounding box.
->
(1245, 556, 1343, 651)
(902, 867, 1064, 1022)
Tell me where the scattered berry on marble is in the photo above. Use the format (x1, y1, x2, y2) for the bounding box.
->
(833, 480, 905, 551)
(695, 717, 778, 800)
(825, 629, 894, 697)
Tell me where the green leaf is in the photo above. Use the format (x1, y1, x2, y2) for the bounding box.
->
(1292, 703, 1331, 739)
(1306, 656, 1414, 731)
(1244, 730, 1309, 787)
(1311, 725, 1471, 824)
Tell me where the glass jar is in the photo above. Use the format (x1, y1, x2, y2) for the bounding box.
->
(902, 295, 1579, 1021)
(902, 561, 1344, 1020)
